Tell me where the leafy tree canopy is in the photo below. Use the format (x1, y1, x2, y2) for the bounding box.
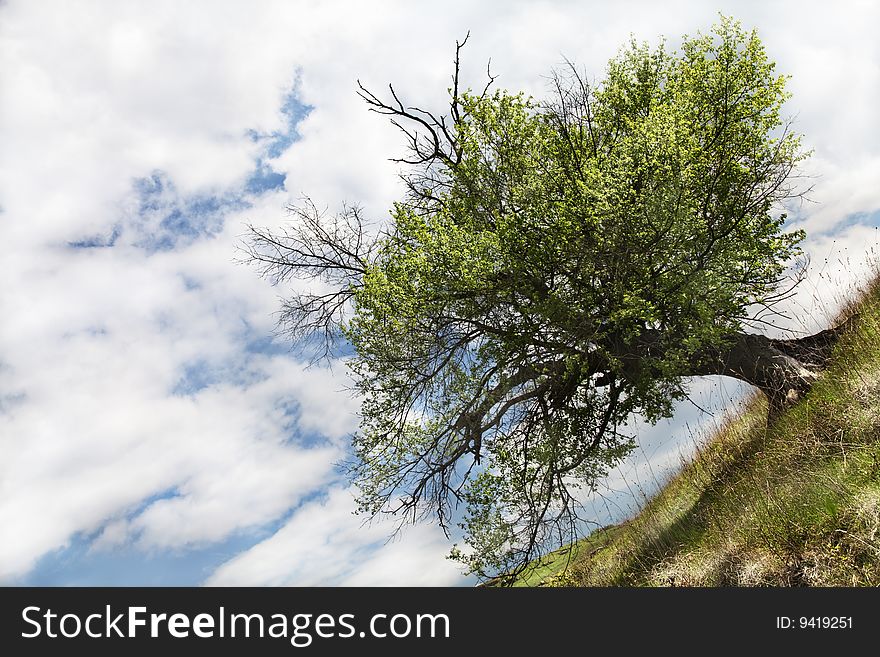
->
(245, 17, 810, 580)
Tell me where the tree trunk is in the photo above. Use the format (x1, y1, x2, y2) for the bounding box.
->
(689, 319, 854, 414)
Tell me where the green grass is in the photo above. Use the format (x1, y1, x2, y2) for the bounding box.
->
(484, 526, 623, 587)
(520, 275, 880, 587)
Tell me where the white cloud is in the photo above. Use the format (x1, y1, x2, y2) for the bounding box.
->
(0, 0, 878, 585)
(782, 223, 880, 333)
(205, 487, 464, 587)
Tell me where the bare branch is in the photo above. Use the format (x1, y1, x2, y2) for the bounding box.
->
(238, 198, 377, 362)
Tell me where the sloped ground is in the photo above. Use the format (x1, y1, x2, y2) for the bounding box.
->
(528, 276, 880, 587)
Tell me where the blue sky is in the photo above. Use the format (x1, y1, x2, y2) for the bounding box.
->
(1, 0, 879, 586)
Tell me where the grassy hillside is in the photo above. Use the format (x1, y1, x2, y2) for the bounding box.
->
(514, 276, 880, 587)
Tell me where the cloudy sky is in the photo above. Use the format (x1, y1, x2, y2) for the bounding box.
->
(1, 0, 878, 586)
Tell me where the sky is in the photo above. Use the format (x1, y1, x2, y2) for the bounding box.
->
(1, 0, 878, 586)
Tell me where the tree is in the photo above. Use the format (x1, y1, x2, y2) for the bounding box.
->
(243, 18, 850, 581)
